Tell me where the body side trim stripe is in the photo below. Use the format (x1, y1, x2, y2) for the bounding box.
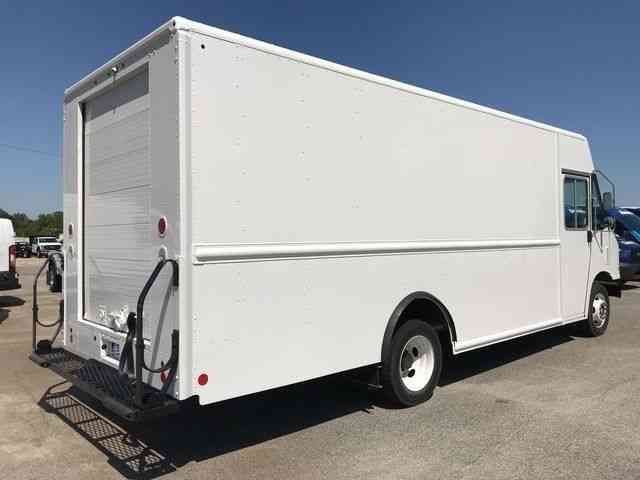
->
(193, 239, 560, 263)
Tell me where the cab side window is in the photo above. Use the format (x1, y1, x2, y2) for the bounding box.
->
(564, 177, 589, 229)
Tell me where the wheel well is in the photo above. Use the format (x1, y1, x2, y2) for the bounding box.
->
(594, 272, 613, 283)
(593, 271, 621, 298)
(382, 292, 456, 362)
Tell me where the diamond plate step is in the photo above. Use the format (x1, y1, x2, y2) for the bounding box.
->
(30, 348, 179, 421)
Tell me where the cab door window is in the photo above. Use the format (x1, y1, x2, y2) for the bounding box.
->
(564, 177, 589, 229)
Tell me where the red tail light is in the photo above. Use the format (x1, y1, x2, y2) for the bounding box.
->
(158, 216, 168, 237)
(8, 245, 16, 273)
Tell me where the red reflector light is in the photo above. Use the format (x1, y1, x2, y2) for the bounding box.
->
(160, 371, 167, 383)
(158, 216, 168, 237)
(8, 245, 16, 273)
(197, 373, 208, 386)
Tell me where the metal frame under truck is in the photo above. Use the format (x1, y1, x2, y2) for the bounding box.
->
(30, 17, 621, 421)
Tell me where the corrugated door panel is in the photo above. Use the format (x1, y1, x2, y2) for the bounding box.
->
(83, 69, 152, 330)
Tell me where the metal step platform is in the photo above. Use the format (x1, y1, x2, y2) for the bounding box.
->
(30, 348, 179, 422)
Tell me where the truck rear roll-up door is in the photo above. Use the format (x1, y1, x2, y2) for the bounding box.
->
(83, 69, 152, 330)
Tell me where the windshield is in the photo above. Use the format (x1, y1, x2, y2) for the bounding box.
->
(39, 237, 58, 243)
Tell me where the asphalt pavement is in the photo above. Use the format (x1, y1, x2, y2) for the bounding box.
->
(1, 257, 639, 479)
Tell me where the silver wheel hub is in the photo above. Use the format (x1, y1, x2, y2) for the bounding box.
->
(399, 335, 435, 392)
(591, 293, 608, 328)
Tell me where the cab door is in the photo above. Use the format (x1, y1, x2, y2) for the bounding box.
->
(588, 173, 618, 281)
(560, 173, 591, 320)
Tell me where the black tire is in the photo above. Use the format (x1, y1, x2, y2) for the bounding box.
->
(51, 274, 62, 293)
(581, 282, 610, 337)
(381, 319, 442, 407)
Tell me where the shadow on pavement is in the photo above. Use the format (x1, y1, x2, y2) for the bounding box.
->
(0, 308, 7, 323)
(0, 295, 25, 307)
(39, 374, 374, 479)
(439, 326, 574, 386)
(40, 382, 176, 479)
(38, 326, 577, 479)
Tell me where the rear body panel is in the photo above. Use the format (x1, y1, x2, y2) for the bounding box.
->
(63, 28, 182, 396)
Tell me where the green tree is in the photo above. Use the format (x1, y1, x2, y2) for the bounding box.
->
(11, 213, 32, 236)
(6, 211, 63, 237)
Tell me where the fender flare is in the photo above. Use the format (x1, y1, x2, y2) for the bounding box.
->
(381, 291, 457, 362)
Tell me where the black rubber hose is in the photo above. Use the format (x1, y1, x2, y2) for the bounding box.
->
(118, 312, 137, 376)
(135, 259, 179, 374)
(33, 254, 64, 329)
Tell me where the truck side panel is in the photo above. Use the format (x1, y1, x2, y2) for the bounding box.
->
(187, 32, 564, 405)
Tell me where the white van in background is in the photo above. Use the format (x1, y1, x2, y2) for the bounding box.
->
(0, 219, 20, 291)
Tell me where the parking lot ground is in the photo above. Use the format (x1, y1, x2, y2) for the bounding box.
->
(1, 258, 640, 479)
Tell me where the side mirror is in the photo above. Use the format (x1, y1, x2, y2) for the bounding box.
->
(605, 216, 616, 231)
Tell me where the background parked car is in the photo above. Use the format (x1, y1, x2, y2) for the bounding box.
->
(608, 207, 640, 282)
(14, 241, 31, 258)
(621, 206, 640, 217)
(29, 236, 62, 257)
(616, 238, 640, 282)
(609, 208, 640, 243)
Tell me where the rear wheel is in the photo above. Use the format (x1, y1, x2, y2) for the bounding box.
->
(381, 319, 442, 406)
(581, 282, 610, 337)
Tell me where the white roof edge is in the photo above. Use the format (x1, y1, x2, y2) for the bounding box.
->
(66, 16, 586, 141)
(64, 17, 178, 97)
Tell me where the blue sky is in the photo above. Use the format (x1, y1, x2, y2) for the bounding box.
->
(1, 1, 639, 216)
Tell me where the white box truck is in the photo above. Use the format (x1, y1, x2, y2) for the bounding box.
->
(31, 17, 620, 420)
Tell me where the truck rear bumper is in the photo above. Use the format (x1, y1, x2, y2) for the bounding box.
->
(30, 348, 179, 422)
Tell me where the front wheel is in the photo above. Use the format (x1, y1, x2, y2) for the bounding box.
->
(381, 319, 442, 407)
(581, 282, 610, 337)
